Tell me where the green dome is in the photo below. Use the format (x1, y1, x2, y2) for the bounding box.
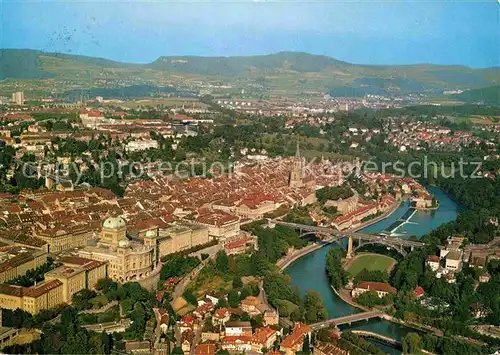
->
(103, 216, 126, 229)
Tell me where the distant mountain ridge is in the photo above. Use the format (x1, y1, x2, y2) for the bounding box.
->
(1, 49, 499, 96)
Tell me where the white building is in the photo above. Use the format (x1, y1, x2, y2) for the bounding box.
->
(427, 255, 440, 272)
(11, 92, 24, 105)
(125, 140, 159, 152)
(445, 251, 462, 271)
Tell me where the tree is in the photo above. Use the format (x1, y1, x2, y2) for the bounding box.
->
(232, 277, 243, 289)
(302, 335, 310, 354)
(183, 290, 198, 306)
(303, 290, 327, 323)
(325, 248, 348, 289)
(228, 290, 240, 308)
(216, 250, 229, 273)
(402, 333, 422, 354)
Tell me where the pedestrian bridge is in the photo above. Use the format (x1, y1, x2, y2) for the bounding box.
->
(310, 310, 382, 330)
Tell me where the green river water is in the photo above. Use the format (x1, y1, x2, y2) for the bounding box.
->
(284, 187, 464, 353)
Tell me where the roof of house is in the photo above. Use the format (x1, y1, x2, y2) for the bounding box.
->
(355, 281, 397, 294)
(280, 323, 311, 349)
(194, 343, 215, 355)
(427, 255, 440, 263)
(446, 251, 462, 261)
(225, 321, 252, 329)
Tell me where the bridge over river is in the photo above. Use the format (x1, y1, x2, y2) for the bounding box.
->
(310, 310, 383, 330)
(269, 219, 426, 258)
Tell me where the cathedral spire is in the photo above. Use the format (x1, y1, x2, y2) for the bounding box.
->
(289, 141, 303, 188)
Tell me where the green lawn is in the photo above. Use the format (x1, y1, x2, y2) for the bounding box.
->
(346, 254, 396, 276)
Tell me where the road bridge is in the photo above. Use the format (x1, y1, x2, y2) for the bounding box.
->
(270, 219, 425, 258)
(310, 310, 382, 330)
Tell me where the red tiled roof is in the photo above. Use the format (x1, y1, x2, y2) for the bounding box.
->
(356, 281, 397, 294)
(281, 323, 311, 349)
(214, 307, 230, 319)
(427, 255, 440, 263)
(224, 237, 253, 252)
(414, 286, 424, 296)
(195, 344, 215, 355)
(23, 279, 62, 298)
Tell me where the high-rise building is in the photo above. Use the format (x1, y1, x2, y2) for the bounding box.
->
(11, 92, 24, 105)
(289, 142, 303, 188)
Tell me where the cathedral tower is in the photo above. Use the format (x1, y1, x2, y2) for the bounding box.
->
(289, 142, 303, 188)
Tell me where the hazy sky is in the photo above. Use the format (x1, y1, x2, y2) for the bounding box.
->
(2, 0, 499, 67)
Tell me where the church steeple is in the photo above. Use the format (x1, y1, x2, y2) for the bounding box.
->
(289, 141, 303, 188)
(295, 141, 300, 159)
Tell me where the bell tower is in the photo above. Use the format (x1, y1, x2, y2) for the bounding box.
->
(289, 142, 303, 188)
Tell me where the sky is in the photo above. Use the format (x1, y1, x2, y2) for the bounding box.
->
(1, 0, 499, 68)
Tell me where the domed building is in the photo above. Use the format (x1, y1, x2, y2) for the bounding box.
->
(78, 216, 155, 282)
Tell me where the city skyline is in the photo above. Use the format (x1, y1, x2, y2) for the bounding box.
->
(2, 0, 499, 68)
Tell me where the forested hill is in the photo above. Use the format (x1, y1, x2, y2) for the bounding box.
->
(453, 86, 500, 106)
(1, 49, 499, 95)
(148, 51, 351, 75)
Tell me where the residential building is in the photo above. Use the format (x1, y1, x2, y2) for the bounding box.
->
(125, 140, 159, 152)
(0, 279, 63, 314)
(280, 323, 312, 355)
(11, 92, 24, 105)
(225, 321, 253, 337)
(44, 266, 86, 303)
(194, 344, 215, 355)
(351, 282, 397, 298)
(426, 255, 440, 272)
(36, 225, 94, 253)
(264, 309, 279, 326)
(0, 247, 47, 284)
(234, 195, 276, 219)
(224, 236, 257, 256)
(251, 326, 277, 353)
(196, 211, 240, 241)
(222, 336, 253, 352)
(201, 331, 220, 342)
(445, 251, 463, 271)
(240, 295, 261, 315)
(213, 307, 231, 326)
(58, 256, 107, 289)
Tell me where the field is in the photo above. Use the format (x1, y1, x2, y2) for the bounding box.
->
(470, 115, 499, 125)
(346, 253, 397, 276)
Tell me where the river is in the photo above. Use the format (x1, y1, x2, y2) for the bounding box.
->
(284, 187, 463, 353)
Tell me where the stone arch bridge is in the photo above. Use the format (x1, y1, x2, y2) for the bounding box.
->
(269, 220, 426, 259)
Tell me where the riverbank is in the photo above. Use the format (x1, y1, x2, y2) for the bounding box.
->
(352, 199, 403, 233)
(278, 199, 403, 272)
(277, 243, 325, 271)
(285, 187, 464, 348)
